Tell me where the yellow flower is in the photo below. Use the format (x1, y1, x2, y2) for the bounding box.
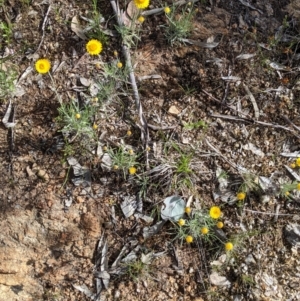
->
(164, 6, 171, 14)
(113, 50, 118, 57)
(217, 221, 224, 229)
(285, 191, 290, 196)
(290, 163, 296, 169)
(209, 206, 221, 219)
(128, 149, 134, 155)
(75, 113, 81, 119)
(35, 58, 51, 74)
(93, 123, 98, 130)
(186, 235, 193, 243)
(138, 16, 145, 23)
(296, 158, 300, 167)
(237, 192, 246, 201)
(127, 130, 132, 136)
(201, 227, 209, 235)
(185, 207, 191, 214)
(129, 166, 137, 175)
(178, 219, 185, 226)
(113, 165, 119, 170)
(86, 39, 103, 55)
(297, 183, 300, 191)
(117, 61, 123, 68)
(134, 0, 150, 9)
(225, 242, 233, 251)
(103, 146, 107, 151)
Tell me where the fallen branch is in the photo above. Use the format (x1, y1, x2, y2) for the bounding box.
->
(110, 0, 149, 168)
(210, 113, 300, 138)
(36, 4, 51, 53)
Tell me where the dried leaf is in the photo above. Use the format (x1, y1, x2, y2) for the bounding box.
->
(210, 272, 231, 286)
(143, 220, 166, 239)
(161, 195, 185, 221)
(121, 195, 137, 217)
(71, 15, 87, 40)
(236, 53, 256, 60)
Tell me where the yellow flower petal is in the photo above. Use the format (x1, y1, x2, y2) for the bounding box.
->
(134, 0, 150, 9)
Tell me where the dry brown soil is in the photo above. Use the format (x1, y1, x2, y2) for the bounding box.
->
(1, 0, 300, 300)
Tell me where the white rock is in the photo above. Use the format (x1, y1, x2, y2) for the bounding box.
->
(209, 272, 231, 286)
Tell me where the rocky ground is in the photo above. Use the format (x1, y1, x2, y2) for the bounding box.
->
(1, 0, 300, 300)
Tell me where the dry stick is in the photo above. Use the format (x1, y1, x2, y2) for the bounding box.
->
(211, 112, 300, 139)
(205, 139, 240, 171)
(110, 0, 149, 168)
(282, 115, 300, 132)
(202, 90, 300, 138)
(243, 83, 259, 119)
(36, 4, 51, 53)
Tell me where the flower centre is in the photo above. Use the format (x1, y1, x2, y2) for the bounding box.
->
(89, 44, 97, 51)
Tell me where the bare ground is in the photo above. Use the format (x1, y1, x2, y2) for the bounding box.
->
(1, 0, 300, 300)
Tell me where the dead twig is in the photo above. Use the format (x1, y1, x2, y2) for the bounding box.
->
(210, 113, 300, 139)
(36, 4, 51, 53)
(110, 0, 149, 168)
(243, 83, 260, 119)
(282, 115, 300, 132)
(205, 139, 239, 171)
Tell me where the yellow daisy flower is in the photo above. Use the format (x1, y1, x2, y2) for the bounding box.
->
(75, 113, 81, 119)
(237, 192, 246, 201)
(186, 235, 193, 243)
(35, 58, 51, 74)
(86, 39, 103, 55)
(117, 61, 123, 68)
(178, 219, 185, 226)
(201, 227, 209, 235)
(93, 123, 98, 130)
(164, 7, 171, 14)
(138, 16, 145, 23)
(296, 157, 300, 167)
(209, 206, 221, 219)
(297, 183, 300, 190)
(129, 166, 137, 175)
(185, 207, 191, 214)
(216, 221, 224, 229)
(225, 242, 233, 251)
(134, 0, 150, 9)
